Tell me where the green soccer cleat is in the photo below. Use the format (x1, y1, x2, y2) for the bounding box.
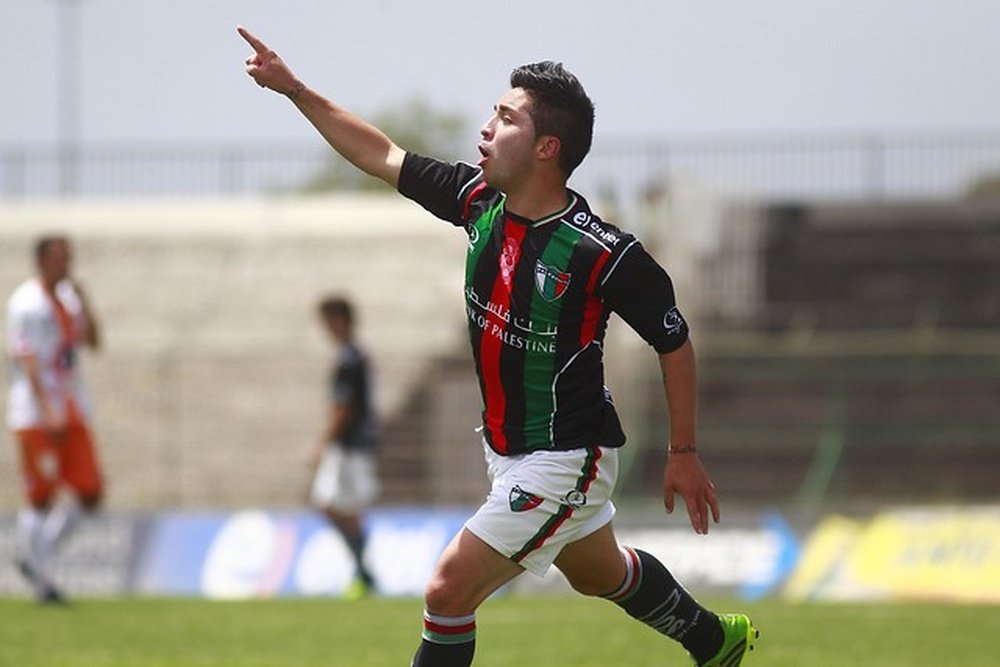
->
(341, 578, 371, 601)
(695, 613, 758, 667)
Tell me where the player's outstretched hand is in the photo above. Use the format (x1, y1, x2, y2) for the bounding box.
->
(663, 453, 720, 535)
(237, 25, 301, 96)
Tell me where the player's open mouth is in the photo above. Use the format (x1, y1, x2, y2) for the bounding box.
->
(477, 144, 489, 165)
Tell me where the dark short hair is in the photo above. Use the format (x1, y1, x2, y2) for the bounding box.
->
(510, 61, 595, 177)
(318, 295, 354, 325)
(34, 234, 69, 264)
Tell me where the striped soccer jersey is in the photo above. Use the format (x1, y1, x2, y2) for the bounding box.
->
(399, 153, 689, 455)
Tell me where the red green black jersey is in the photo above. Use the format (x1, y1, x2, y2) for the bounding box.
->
(398, 153, 689, 455)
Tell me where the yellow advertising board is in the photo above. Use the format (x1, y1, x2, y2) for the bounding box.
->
(785, 507, 1000, 603)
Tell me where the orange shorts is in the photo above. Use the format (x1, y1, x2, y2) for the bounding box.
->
(15, 417, 104, 506)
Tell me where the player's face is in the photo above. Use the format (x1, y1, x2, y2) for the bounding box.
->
(478, 88, 540, 191)
(322, 313, 351, 344)
(39, 240, 72, 285)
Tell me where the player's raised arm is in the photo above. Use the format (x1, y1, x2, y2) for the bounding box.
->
(237, 26, 405, 188)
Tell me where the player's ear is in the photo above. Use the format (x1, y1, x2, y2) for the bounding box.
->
(536, 135, 561, 163)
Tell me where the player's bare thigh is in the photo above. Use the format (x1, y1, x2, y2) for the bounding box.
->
(424, 528, 523, 616)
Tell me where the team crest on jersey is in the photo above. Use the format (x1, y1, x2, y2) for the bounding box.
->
(509, 485, 544, 512)
(535, 261, 571, 302)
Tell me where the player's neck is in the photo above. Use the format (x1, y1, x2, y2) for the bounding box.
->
(37, 274, 60, 295)
(503, 177, 570, 222)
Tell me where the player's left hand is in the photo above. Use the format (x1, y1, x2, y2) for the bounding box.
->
(663, 453, 720, 535)
(237, 26, 301, 96)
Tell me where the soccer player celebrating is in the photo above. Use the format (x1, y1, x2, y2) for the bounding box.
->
(6, 235, 104, 604)
(239, 26, 758, 666)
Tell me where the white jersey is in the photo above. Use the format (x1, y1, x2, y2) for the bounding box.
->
(5, 278, 92, 430)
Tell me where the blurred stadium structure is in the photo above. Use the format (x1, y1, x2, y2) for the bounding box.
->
(1, 134, 999, 514)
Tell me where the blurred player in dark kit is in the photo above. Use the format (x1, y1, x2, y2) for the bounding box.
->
(308, 296, 379, 599)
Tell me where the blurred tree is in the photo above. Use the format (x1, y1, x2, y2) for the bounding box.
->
(300, 96, 470, 193)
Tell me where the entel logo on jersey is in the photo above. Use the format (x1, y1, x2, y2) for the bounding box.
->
(571, 211, 620, 246)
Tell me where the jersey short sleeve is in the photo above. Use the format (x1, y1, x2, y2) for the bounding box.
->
(397, 152, 494, 229)
(598, 240, 690, 354)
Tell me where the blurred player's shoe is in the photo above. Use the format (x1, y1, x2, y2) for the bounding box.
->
(694, 613, 758, 666)
(342, 578, 370, 601)
(15, 557, 68, 605)
(37, 583, 68, 605)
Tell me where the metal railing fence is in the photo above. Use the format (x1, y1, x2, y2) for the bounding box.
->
(3, 132, 1000, 202)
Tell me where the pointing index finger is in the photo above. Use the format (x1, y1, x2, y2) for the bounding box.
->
(237, 25, 269, 55)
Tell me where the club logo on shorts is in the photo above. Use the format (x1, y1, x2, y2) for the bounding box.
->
(509, 485, 544, 512)
(535, 260, 571, 302)
(563, 489, 587, 509)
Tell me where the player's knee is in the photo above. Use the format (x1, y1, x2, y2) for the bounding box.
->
(423, 577, 457, 614)
(424, 575, 475, 617)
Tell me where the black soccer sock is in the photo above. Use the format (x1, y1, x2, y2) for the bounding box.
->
(411, 611, 476, 667)
(603, 546, 723, 665)
(344, 531, 374, 586)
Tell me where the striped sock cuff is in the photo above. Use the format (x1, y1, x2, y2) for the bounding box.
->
(422, 611, 477, 645)
(602, 546, 643, 603)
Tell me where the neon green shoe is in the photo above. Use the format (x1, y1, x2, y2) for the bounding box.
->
(341, 578, 370, 601)
(695, 613, 758, 667)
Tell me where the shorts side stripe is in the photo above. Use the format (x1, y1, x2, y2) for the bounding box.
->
(576, 446, 602, 493)
(510, 504, 574, 563)
(509, 446, 603, 564)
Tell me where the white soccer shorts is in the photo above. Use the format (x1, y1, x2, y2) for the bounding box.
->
(310, 445, 379, 513)
(465, 440, 618, 577)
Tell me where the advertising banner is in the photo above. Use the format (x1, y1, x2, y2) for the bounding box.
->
(785, 507, 1000, 603)
(0, 515, 144, 597)
(134, 507, 470, 598)
(513, 511, 801, 599)
(5, 505, 993, 602)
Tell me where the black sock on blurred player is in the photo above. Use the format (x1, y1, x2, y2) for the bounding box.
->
(344, 531, 374, 586)
(412, 611, 475, 667)
(603, 547, 723, 664)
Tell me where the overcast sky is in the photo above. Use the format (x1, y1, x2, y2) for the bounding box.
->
(2, 0, 999, 157)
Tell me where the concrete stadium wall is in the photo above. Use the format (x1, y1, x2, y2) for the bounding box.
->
(0, 195, 468, 510)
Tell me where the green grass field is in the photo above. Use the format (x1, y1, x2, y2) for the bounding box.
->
(0, 595, 994, 666)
